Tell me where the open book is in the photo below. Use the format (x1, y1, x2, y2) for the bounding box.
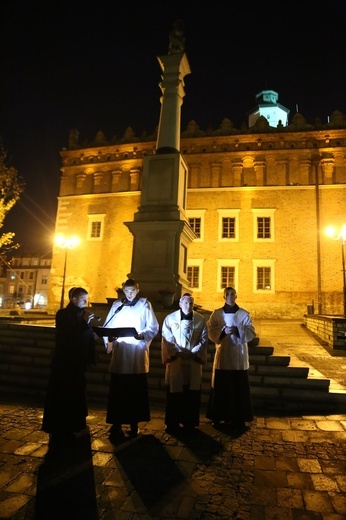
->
(92, 327, 138, 338)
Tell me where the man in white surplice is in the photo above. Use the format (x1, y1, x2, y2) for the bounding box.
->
(161, 293, 208, 433)
(206, 286, 256, 432)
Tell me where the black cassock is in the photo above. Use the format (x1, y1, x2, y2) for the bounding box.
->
(42, 302, 96, 434)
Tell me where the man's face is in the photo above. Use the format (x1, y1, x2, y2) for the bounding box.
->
(73, 294, 88, 309)
(179, 297, 193, 314)
(224, 289, 237, 306)
(123, 285, 139, 302)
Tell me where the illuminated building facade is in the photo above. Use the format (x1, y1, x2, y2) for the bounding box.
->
(48, 92, 346, 318)
(0, 253, 51, 309)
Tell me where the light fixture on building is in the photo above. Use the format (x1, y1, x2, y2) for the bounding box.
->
(326, 225, 346, 317)
(55, 234, 79, 309)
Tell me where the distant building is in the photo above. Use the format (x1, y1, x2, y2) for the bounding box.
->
(48, 91, 346, 318)
(0, 253, 52, 309)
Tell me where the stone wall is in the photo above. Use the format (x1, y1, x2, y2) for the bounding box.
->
(304, 314, 346, 350)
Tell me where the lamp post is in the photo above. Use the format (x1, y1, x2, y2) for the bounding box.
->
(326, 225, 346, 317)
(55, 235, 79, 309)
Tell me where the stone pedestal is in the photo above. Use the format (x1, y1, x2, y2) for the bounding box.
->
(126, 153, 195, 302)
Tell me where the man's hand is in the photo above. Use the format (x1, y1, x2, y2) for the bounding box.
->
(224, 326, 239, 336)
(83, 310, 95, 324)
(177, 348, 192, 360)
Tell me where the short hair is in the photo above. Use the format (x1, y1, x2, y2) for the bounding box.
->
(68, 286, 77, 300)
(224, 286, 237, 294)
(70, 287, 88, 299)
(180, 292, 194, 303)
(123, 278, 139, 289)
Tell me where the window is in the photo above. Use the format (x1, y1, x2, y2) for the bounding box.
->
(29, 272, 34, 280)
(217, 259, 239, 292)
(217, 210, 240, 242)
(253, 259, 276, 293)
(222, 217, 236, 239)
(91, 221, 101, 238)
(87, 214, 105, 241)
(41, 276, 48, 285)
(186, 210, 206, 241)
(257, 267, 271, 289)
(221, 266, 235, 288)
(188, 217, 201, 238)
(252, 209, 276, 242)
(187, 259, 204, 291)
(187, 266, 199, 288)
(257, 217, 271, 238)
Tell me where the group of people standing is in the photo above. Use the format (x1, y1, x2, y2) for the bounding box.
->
(42, 280, 257, 452)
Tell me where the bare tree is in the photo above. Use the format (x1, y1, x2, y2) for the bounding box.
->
(0, 138, 25, 252)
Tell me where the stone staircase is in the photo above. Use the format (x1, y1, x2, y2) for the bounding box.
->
(0, 322, 345, 414)
(145, 335, 346, 414)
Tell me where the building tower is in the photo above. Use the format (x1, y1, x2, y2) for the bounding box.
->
(248, 89, 290, 128)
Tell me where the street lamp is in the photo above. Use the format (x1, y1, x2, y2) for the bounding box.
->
(326, 225, 346, 317)
(55, 234, 79, 309)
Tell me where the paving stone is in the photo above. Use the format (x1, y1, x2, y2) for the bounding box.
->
(0, 318, 345, 520)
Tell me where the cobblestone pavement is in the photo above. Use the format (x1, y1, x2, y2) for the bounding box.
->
(0, 320, 345, 520)
(0, 402, 345, 520)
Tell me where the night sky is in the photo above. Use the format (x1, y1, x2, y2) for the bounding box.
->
(1, 0, 345, 254)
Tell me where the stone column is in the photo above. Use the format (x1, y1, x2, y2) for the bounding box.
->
(93, 172, 103, 193)
(321, 157, 334, 184)
(254, 160, 265, 186)
(111, 170, 122, 192)
(129, 168, 140, 191)
(125, 24, 194, 305)
(232, 161, 243, 187)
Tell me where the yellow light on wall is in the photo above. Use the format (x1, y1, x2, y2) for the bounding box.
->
(325, 225, 346, 317)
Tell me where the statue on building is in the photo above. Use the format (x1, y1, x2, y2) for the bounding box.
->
(168, 19, 185, 54)
(68, 128, 79, 149)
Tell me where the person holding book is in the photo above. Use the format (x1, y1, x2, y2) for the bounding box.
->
(206, 286, 256, 433)
(103, 279, 159, 440)
(161, 293, 208, 433)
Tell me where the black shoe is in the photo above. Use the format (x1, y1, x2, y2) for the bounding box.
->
(47, 432, 75, 458)
(50, 432, 75, 446)
(183, 424, 196, 432)
(165, 424, 179, 434)
(230, 422, 247, 433)
(109, 425, 126, 443)
(128, 424, 139, 437)
(109, 424, 123, 435)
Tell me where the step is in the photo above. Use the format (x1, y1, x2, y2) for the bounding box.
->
(250, 365, 310, 378)
(1, 323, 346, 415)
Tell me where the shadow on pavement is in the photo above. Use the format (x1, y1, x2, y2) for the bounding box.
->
(34, 433, 98, 520)
(115, 434, 185, 511)
(174, 426, 224, 461)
